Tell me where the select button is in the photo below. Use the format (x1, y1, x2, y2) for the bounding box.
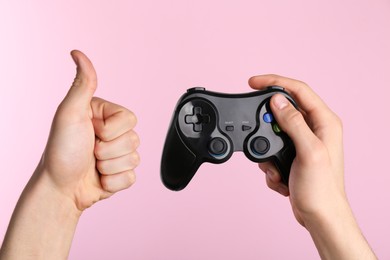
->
(226, 125, 234, 131)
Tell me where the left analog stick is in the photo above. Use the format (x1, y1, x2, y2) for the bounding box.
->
(208, 137, 228, 156)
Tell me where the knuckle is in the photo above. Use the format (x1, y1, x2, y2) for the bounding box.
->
(293, 80, 311, 96)
(305, 141, 328, 165)
(71, 76, 83, 88)
(117, 109, 138, 132)
(129, 131, 140, 149)
(285, 109, 305, 128)
(128, 111, 138, 128)
(267, 73, 279, 81)
(121, 109, 137, 127)
(94, 141, 105, 160)
(266, 176, 275, 189)
(266, 175, 280, 192)
(99, 126, 114, 141)
(100, 176, 114, 193)
(96, 160, 108, 174)
(131, 151, 141, 167)
(126, 171, 136, 187)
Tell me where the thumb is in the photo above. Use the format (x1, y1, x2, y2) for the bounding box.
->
(270, 94, 319, 153)
(63, 50, 98, 109)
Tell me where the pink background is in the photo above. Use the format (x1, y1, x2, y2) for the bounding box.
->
(1, 1, 389, 259)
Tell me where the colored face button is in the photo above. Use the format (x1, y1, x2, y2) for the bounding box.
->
(263, 113, 274, 123)
(272, 123, 282, 133)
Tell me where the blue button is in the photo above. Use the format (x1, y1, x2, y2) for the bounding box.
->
(263, 113, 274, 123)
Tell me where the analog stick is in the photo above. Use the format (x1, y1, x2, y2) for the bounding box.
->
(250, 136, 270, 155)
(208, 137, 228, 156)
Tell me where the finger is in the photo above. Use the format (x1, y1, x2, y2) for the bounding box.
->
(270, 94, 321, 155)
(265, 173, 289, 196)
(258, 161, 280, 181)
(258, 162, 290, 196)
(62, 50, 98, 110)
(260, 163, 289, 196)
(95, 130, 140, 160)
(249, 74, 342, 146)
(100, 170, 136, 193)
(91, 97, 138, 141)
(96, 152, 140, 175)
(248, 74, 329, 118)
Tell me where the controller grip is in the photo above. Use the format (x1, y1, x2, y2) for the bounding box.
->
(272, 139, 296, 186)
(161, 125, 201, 191)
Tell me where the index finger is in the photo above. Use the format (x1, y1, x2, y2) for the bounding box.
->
(91, 97, 137, 142)
(249, 74, 331, 119)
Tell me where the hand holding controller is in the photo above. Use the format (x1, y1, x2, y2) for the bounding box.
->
(161, 86, 297, 191)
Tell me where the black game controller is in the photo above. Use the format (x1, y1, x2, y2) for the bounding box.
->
(161, 86, 297, 191)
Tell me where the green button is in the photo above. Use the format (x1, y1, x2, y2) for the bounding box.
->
(272, 123, 282, 133)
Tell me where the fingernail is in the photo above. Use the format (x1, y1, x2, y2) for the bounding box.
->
(273, 94, 289, 110)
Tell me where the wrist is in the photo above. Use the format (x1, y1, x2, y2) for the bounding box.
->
(297, 193, 351, 229)
(300, 198, 376, 260)
(30, 162, 83, 219)
(302, 197, 353, 233)
(0, 164, 81, 259)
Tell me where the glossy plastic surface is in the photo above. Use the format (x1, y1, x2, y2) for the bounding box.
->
(161, 86, 297, 191)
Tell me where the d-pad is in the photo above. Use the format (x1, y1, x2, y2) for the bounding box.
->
(185, 107, 210, 132)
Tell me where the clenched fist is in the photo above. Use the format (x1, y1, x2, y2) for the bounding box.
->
(43, 50, 140, 211)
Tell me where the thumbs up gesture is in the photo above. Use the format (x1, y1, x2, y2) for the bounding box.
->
(0, 50, 140, 258)
(42, 50, 140, 211)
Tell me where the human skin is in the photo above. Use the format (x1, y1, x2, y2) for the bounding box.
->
(0, 59, 376, 259)
(249, 74, 377, 260)
(0, 50, 140, 259)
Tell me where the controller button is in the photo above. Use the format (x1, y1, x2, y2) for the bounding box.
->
(193, 124, 202, 132)
(208, 138, 228, 156)
(185, 107, 210, 132)
(226, 125, 234, 131)
(272, 123, 282, 133)
(185, 115, 193, 124)
(242, 125, 252, 131)
(263, 113, 274, 123)
(267, 86, 285, 91)
(251, 136, 270, 155)
(187, 87, 205, 92)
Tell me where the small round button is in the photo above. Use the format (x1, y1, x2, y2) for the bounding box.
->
(250, 136, 270, 155)
(272, 123, 282, 133)
(267, 86, 285, 91)
(263, 112, 274, 123)
(187, 87, 206, 92)
(208, 137, 228, 156)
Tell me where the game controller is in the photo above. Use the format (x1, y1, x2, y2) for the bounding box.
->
(161, 86, 297, 191)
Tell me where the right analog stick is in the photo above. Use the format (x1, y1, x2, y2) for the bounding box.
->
(250, 136, 270, 155)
